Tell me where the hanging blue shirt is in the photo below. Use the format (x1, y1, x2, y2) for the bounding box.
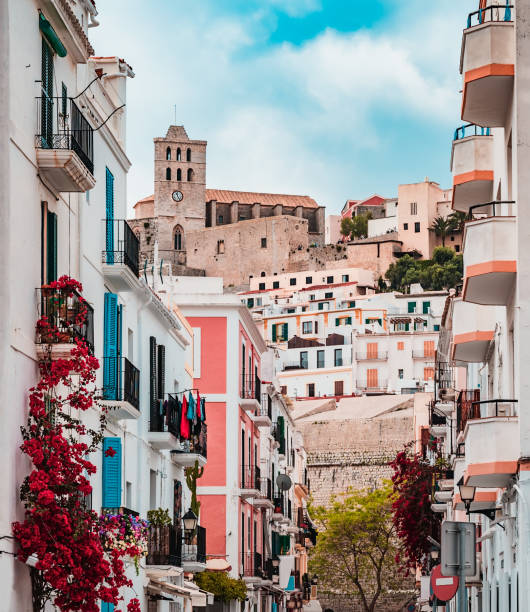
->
(187, 391, 195, 420)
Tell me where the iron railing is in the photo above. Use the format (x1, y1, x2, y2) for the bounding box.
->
(36, 96, 94, 174)
(182, 525, 206, 564)
(467, 4, 513, 28)
(102, 356, 140, 410)
(150, 397, 179, 437)
(454, 123, 491, 141)
(36, 286, 94, 353)
(273, 494, 285, 516)
(102, 219, 140, 277)
(469, 399, 518, 420)
(241, 551, 263, 577)
(469, 200, 516, 218)
(412, 350, 436, 359)
(282, 362, 308, 371)
(356, 380, 388, 392)
(241, 374, 261, 403)
(241, 465, 261, 490)
(456, 389, 481, 432)
(258, 393, 273, 421)
(146, 525, 183, 566)
(101, 506, 139, 518)
(259, 477, 273, 500)
(355, 351, 388, 361)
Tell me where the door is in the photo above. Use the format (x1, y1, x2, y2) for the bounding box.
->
(334, 380, 344, 396)
(367, 342, 378, 359)
(424, 340, 435, 358)
(367, 369, 378, 390)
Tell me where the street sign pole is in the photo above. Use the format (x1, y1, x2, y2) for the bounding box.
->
(457, 525, 466, 612)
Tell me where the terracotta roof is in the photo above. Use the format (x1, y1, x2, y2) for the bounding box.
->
(205, 189, 319, 208)
(133, 194, 154, 208)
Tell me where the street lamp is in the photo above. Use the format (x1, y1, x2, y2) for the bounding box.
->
(182, 508, 198, 533)
(458, 481, 476, 515)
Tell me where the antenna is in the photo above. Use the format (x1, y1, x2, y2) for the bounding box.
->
(276, 474, 292, 491)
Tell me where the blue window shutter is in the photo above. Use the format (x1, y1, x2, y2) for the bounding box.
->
(100, 602, 115, 612)
(117, 304, 123, 398)
(102, 437, 122, 507)
(103, 293, 118, 400)
(105, 168, 114, 263)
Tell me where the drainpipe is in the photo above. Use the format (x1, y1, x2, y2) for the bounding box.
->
(513, 483, 529, 608)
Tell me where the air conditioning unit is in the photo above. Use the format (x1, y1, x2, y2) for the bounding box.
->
(440, 388, 456, 401)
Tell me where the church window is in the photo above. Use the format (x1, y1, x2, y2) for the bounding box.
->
(177, 168, 182, 181)
(166, 167, 171, 180)
(217, 240, 225, 254)
(166, 147, 171, 160)
(176, 148, 181, 161)
(187, 168, 194, 182)
(174, 226, 184, 250)
(186, 148, 191, 162)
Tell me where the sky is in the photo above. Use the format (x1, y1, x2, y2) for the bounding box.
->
(89, 0, 477, 215)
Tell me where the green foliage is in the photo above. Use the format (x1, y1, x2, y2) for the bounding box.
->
(309, 483, 404, 612)
(429, 215, 452, 246)
(185, 460, 204, 518)
(340, 217, 354, 238)
(340, 213, 372, 240)
(384, 247, 462, 292)
(147, 508, 172, 527)
(194, 571, 247, 602)
(448, 210, 468, 233)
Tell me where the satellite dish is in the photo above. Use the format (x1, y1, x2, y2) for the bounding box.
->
(276, 474, 292, 491)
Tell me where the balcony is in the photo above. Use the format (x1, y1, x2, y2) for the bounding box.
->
(182, 525, 207, 573)
(355, 351, 388, 361)
(460, 5, 515, 127)
(35, 286, 94, 360)
(240, 375, 261, 412)
(170, 421, 207, 468)
(101, 357, 140, 420)
(254, 477, 274, 509)
(148, 396, 181, 451)
(451, 299, 497, 363)
(463, 206, 516, 305)
(252, 395, 273, 427)
(240, 466, 261, 499)
(451, 124, 493, 212)
(412, 350, 436, 360)
(271, 423, 286, 454)
(146, 525, 182, 567)
(272, 495, 286, 521)
(356, 379, 388, 394)
(35, 95, 95, 193)
(282, 362, 308, 372)
(241, 551, 263, 582)
(463, 400, 519, 488)
(101, 220, 141, 291)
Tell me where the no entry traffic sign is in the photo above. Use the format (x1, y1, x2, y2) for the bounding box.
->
(431, 564, 459, 602)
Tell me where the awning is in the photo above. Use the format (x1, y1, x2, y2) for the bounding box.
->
(39, 13, 67, 57)
(183, 580, 215, 607)
(145, 567, 183, 579)
(303, 600, 322, 612)
(148, 579, 192, 601)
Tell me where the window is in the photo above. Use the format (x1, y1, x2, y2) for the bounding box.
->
(272, 323, 288, 342)
(414, 222, 420, 233)
(342, 274, 349, 282)
(166, 147, 171, 160)
(302, 321, 313, 334)
(327, 276, 334, 283)
(325, 292, 333, 299)
(422, 301, 430, 314)
(307, 383, 315, 397)
(300, 352, 308, 369)
(317, 350, 325, 368)
(260, 271, 266, 277)
(186, 148, 191, 161)
(398, 369, 404, 379)
(318, 302, 324, 311)
(315, 321, 319, 333)
(455, 245, 460, 253)
(424, 340, 435, 357)
(397, 341, 404, 351)
(256, 298, 262, 306)
(424, 367, 434, 381)
(334, 348, 343, 366)
(309, 294, 315, 301)
(176, 147, 182, 161)
(306, 276, 313, 284)
(218, 214, 224, 224)
(287, 308, 295, 313)
(334, 380, 344, 396)
(187, 168, 194, 181)
(273, 281, 280, 289)
(174, 226, 183, 250)
(261, 237, 267, 248)
(217, 239, 225, 254)
(176, 168, 182, 181)
(259, 282, 265, 290)
(41, 203, 57, 284)
(408, 302, 416, 314)
(166, 167, 171, 180)
(247, 298, 254, 308)
(434, 324, 440, 331)
(366, 343, 378, 359)
(349, 301, 356, 308)
(450, 235, 455, 242)
(410, 202, 417, 215)
(403, 223, 408, 230)
(290, 278, 297, 286)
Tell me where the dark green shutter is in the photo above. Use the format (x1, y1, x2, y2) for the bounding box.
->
(158, 344, 165, 399)
(282, 323, 288, 340)
(41, 38, 54, 148)
(408, 302, 416, 313)
(346, 317, 352, 325)
(46, 211, 57, 283)
(149, 337, 158, 428)
(423, 301, 430, 314)
(272, 324, 277, 342)
(405, 322, 410, 331)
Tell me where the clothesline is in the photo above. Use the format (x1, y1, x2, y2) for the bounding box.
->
(166, 388, 203, 396)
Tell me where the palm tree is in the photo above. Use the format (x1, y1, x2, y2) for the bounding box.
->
(448, 210, 468, 233)
(429, 216, 452, 246)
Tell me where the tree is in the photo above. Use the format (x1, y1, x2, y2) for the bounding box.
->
(384, 248, 462, 292)
(448, 210, 468, 233)
(194, 571, 247, 603)
(350, 212, 372, 239)
(429, 216, 452, 246)
(309, 484, 405, 612)
(340, 217, 354, 239)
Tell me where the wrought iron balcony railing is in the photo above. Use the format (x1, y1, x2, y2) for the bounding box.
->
(467, 4, 513, 28)
(454, 123, 491, 141)
(147, 525, 183, 566)
(241, 465, 261, 490)
(182, 525, 206, 564)
(36, 286, 94, 353)
(36, 95, 94, 174)
(241, 374, 261, 402)
(259, 477, 273, 500)
(102, 219, 140, 277)
(102, 356, 140, 410)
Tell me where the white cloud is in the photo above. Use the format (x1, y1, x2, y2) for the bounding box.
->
(264, 0, 322, 18)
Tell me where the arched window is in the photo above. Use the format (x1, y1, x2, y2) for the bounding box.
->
(176, 168, 182, 181)
(176, 148, 181, 161)
(260, 271, 266, 277)
(186, 148, 191, 162)
(187, 168, 194, 182)
(166, 147, 171, 160)
(174, 226, 184, 251)
(166, 167, 171, 180)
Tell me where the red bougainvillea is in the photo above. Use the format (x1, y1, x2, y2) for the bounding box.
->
(389, 445, 441, 573)
(12, 277, 140, 612)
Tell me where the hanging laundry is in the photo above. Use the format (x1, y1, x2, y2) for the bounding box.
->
(196, 390, 202, 420)
(201, 397, 206, 422)
(187, 391, 195, 421)
(180, 395, 190, 439)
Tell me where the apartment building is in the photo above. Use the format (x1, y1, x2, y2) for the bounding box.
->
(0, 2, 212, 610)
(424, 2, 528, 611)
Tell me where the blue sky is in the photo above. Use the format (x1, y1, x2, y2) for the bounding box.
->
(89, 0, 477, 215)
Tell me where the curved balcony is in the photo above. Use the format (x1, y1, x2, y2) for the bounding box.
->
(451, 125, 493, 212)
(460, 5, 514, 127)
(451, 299, 497, 363)
(463, 400, 519, 488)
(463, 205, 516, 305)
